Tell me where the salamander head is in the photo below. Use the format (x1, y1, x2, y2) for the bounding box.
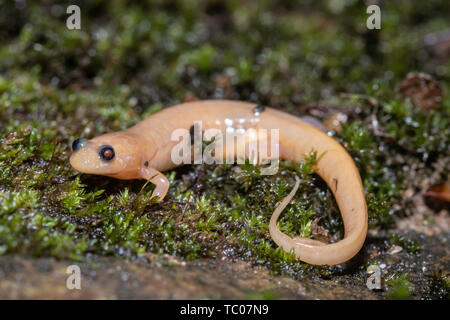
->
(69, 133, 141, 179)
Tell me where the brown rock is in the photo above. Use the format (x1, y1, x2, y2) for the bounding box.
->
(183, 92, 199, 103)
(397, 72, 443, 111)
(311, 218, 330, 243)
(323, 112, 348, 133)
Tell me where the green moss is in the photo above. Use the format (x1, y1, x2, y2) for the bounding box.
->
(387, 273, 413, 300)
(390, 234, 421, 254)
(243, 289, 281, 300)
(178, 44, 217, 73)
(0, 189, 89, 260)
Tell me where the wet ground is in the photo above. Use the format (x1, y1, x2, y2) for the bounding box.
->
(1, 227, 447, 300)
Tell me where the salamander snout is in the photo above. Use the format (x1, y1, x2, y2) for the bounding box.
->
(69, 133, 141, 179)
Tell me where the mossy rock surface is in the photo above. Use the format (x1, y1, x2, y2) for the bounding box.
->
(0, 231, 447, 299)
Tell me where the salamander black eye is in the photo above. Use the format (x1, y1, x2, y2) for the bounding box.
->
(72, 138, 87, 152)
(99, 145, 115, 161)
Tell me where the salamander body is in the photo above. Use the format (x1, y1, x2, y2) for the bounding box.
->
(70, 100, 368, 265)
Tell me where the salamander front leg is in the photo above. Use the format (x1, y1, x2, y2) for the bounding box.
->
(139, 167, 170, 202)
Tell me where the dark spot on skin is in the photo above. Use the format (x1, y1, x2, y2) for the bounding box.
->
(144, 161, 149, 167)
(189, 124, 195, 145)
(189, 123, 204, 145)
(333, 178, 338, 192)
(253, 104, 266, 115)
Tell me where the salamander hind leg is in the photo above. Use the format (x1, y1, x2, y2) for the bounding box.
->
(139, 167, 170, 202)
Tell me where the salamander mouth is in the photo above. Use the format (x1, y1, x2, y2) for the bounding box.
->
(69, 149, 123, 175)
